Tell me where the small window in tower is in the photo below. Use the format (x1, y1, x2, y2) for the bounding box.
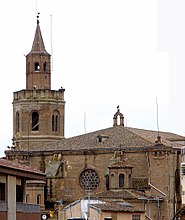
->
(44, 62, 47, 72)
(34, 62, 40, 71)
(52, 115, 54, 131)
(52, 111, 59, 132)
(119, 174, 125, 188)
(32, 111, 39, 131)
(55, 115, 58, 131)
(16, 111, 20, 133)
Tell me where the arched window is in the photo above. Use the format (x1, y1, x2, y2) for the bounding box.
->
(105, 175, 109, 190)
(43, 62, 47, 72)
(119, 174, 125, 188)
(16, 112, 19, 133)
(52, 111, 59, 132)
(32, 111, 39, 131)
(34, 62, 40, 71)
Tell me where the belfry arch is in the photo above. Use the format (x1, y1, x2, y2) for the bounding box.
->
(113, 106, 124, 126)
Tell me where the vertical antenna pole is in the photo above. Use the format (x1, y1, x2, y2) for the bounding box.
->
(50, 14, 53, 71)
(156, 97, 160, 136)
(84, 112, 87, 133)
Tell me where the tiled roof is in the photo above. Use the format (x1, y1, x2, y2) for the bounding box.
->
(93, 189, 164, 201)
(47, 125, 185, 151)
(0, 159, 45, 180)
(8, 125, 185, 153)
(126, 127, 185, 148)
(90, 201, 144, 212)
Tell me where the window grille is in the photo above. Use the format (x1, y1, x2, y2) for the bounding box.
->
(79, 169, 100, 191)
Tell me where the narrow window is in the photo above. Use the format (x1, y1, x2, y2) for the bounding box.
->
(52, 115, 55, 131)
(52, 111, 59, 132)
(43, 62, 47, 72)
(105, 175, 109, 190)
(32, 111, 39, 131)
(55, 115, 58, 131)
(26, 194, 29, 203)
(16, 185, 23, 202)
(0, 183, 5, 201)
(34, 62, 40, 71)
(37, 194, 41, 204)
(16, 112, 20, 133)
(119, 174, 125, 188)
(181, 164, 185, 176)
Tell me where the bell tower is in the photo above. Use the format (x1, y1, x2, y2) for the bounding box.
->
(26, 17, 51, 90)
(12, 17, 65, 150)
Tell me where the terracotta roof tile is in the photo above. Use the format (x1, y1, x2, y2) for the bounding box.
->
(93, 189, 164, 201)
(90, 201, 144, 212)
(0, 159, 44, 176)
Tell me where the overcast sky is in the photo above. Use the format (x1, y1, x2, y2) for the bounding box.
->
(0, 0, 185, 156)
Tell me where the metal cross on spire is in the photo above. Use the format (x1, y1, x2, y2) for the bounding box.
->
(37, 12, 40, 24)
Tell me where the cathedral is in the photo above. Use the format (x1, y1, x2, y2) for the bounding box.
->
(5, 17, 185, 220)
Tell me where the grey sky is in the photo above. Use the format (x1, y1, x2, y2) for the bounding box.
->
(0, 0, 184, 156)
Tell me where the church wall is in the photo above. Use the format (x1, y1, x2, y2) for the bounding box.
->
(57, 153, 113, 202)
(124, 151, 148, 177)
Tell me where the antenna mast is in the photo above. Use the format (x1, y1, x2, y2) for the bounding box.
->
(156, 97, 160, 136)
(50, 14, 53, 71)
(84, 112, 87, 133)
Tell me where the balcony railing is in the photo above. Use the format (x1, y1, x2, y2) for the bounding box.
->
(17, 202, 40, 213)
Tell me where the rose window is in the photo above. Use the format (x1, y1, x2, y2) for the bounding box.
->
(79, 169, 100, 191)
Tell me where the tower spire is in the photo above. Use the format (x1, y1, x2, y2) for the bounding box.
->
(26, 15, 51, 90)
(28, 13, 49, 55)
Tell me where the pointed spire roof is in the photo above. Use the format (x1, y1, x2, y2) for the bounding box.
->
(28, 18, 50, 55)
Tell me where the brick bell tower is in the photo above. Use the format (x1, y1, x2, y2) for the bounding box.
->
(12, 16, 65, 150)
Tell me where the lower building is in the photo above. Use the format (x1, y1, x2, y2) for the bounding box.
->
(0, 159, 45, 220)
(61, 198, 145, 220)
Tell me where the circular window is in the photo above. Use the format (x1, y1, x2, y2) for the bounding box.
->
(79, 169, 100, 191)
